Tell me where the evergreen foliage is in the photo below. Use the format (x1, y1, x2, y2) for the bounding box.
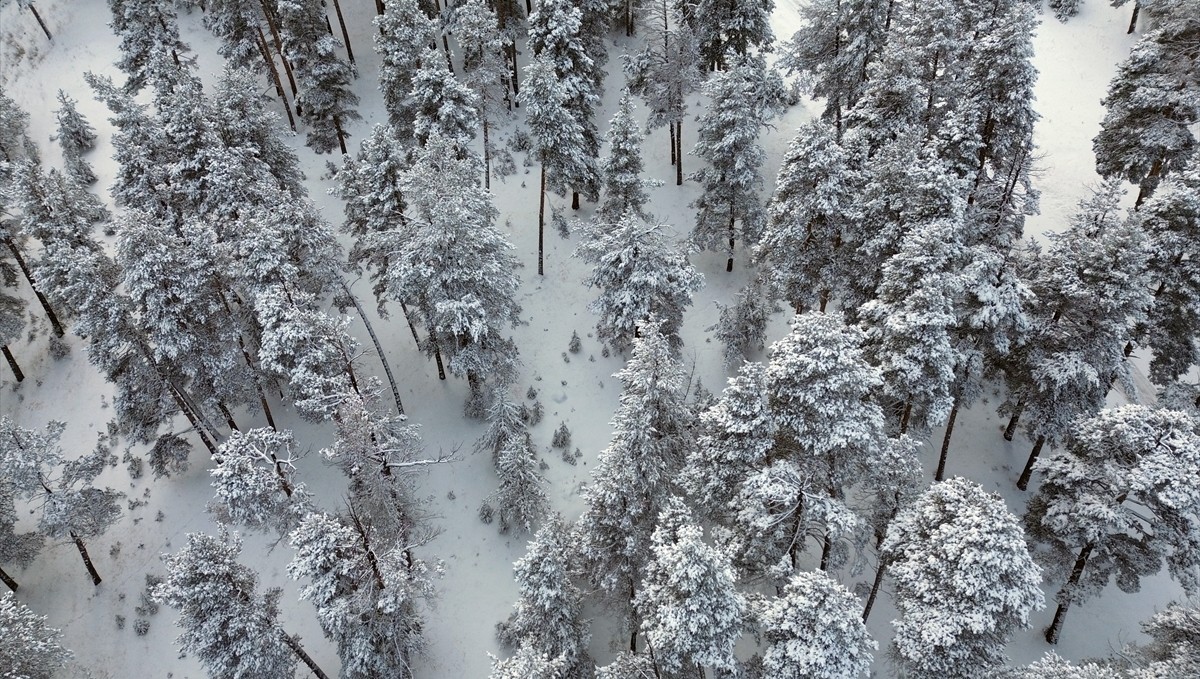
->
(0, 591, 71, 678)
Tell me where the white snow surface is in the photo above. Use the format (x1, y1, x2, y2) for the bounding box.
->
(0, 1, 1181, 677)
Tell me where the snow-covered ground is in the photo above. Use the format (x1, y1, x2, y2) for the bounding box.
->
(0, 1, 1183, 677)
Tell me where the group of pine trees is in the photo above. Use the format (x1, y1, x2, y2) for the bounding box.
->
(2, 0, 1199, 677)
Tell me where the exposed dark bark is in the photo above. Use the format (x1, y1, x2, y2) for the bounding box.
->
(334, 115, 348, 155)
(1046, 543, 1094, 644)
(862, 557, 887, 622)
(935, 401, 959, 481)
(430, 332, 446, 380)
(399, 301, 422, 350)
(1003, 398, 1025, 441)
(1016, 434, 1046, 491)
(342, 285, 404, 415)
(675, 120, 683, 186)
(256, 26, 296, 131)
(331, 0, 355, 65)
(27, 3, 52, 41)
(1127, 2, 1140, 34)
(572, 190, 580, 210)
(281, 632, 331, 679)
(726, 214, 735, 272)
(819, 532, 832, 571)
(260, 0, 299, 97)
(898, 400, 912, 435)
(0, 565, 17, 591)
(376, 0, 385, 14)
(6, 238, 65, 337)
(71, 532, 102, 585)
(167, 383, 219, 456)
(669, 124, 676, 166)
(218, 403, 240, 433)
(2, 346, 23, 383)
(483, 118, 491, 190)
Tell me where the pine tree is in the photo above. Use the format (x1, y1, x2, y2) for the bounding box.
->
(277, 0, 360, 154)
(755, 570, 876, 678)
(1025, 405, 1200, 645)
(452, 0, 511, 187)
(694, 0, 775, 69)
(1094, 8, 1200, 206)
(0, 419, 122, 586)
(859, 435, 924, 622)
(690, 51, 785, 271)
(0, 479, 42, 591)
(1134, 601, 1200, 676)
(597, 92, 660, 222)
(108, 0, 192, 94)
(595, 652, 656, 679)
(757, 119, 860, 312)
(575, 212, 703, 354)
(635, 499, 744, 677)
(488, 647, 568, 679)
(712, 272, 780, 367)
(859, 216, 965, 436)
(411, 52, 479, 149)
(885, 477, 1044, 677)
(576, 319, 694, 643)
(485, 427, 549, 535)
(53, 90, 98, 184)
(212, 66, 306, 196)
(497, 518, 591, 677)
(209, 428, 312, 537)
(524, 54, 586, 275)
(527, 0, 603, 208)
(375, 0, 436, 143)
(288, 510, 437, 679)
(0, 591, 71, 679)
(623, 0, 702, 184)
(1048, 0, 1083, 21)
(155, 531, 322, 679)
(384, 130, 523, 401)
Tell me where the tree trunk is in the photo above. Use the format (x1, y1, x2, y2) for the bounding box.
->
(1016, 434, 1046, 491)
(71, 532, 102, 586)
(442, 34, 453, 72)
(538, 165, 546, 276)
(675, 120, 683, 186)
(218, 403, 240, 433)
(6, 239, 65, 337)
(572, 190, 580, 210)
(898, 400, 912, 435)
(167, 383, 219, 457)
(819, 532, 833, 571)
(331, 0, 355, 64)
(483, 117, 491, 190)
(281, 632, 331, 679)
(430, 332, 446, 380)
(27, 4, 52, 41)
(1127, 2, 1139, 34)
(1046, 543, 1094, 644)
(935, 400, 959, 481)
(862, 558, 887, 622)
(0, 565, 18, 591)
(342, 285, 404, 415)
(1134, 156, 1163, 209)
(669, 124, 676, 166)
(256, 26, 296, 131)
(399, 301, 422, 350)
(1003, 398, 1025, 441)
(726, 213, 735, 272)
(375, 0, 385, 15)
(2, 346, 23, 383)
(334, 116, 347, 155)
(507, 43, 520, 102)
(260, 0, 299, 98)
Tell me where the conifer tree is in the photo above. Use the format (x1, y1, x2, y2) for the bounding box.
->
(410, 52, 479, 149)
(0, 479, 41, 592)
(755, 570, 875, 678)
(375, 0, 436, 143)
(576, 319, 694, 647)
(452, 0, 511, 187)
(694, 0, 775, 69)
(885, 478, 1044, 676)
(635, 499, 744, 677)
(527, 0, 603, 209)
(0, 591, 70, 678)
(155, 531, 325, 679)
(277, 0, 360, 154)
(209, 428, 312, 537)
(108, 0, 191, 94)
(52, 90, 98, 184)
(690, 51, 785, 271)
(712, 272, 780, 367)
(497, 518, 591, 677)
(484, 424, 549, 535)
(624, 0, 703, 184)
(1026, 406, 1200, 644)
(1094, 8, 1200, 206)
(288, 510, 437, 679)
(575, 212, 703, 354)
(488, 647, 568, 679)
(597, 92, 659, 222)
(0, 419, 122, 586)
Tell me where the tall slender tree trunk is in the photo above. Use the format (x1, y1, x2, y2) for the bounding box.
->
(1127, 2, 1140, 34)
(167, 383, 219, 456)
(399, 302, 422, 349)
(1045, 544, 1093, 644)
(669, 125, 676, 166)
(375, 0, 385, 15)
(538, 165, 546, 276)
(507, 44, 520, 103)
(862, 558, 887, 622)
(442, 34, 453, 72)
(572, 191, 580, 210)
(898, 401, 912, 435)
(334, 116, 348, 155)
(218, 403, 240, 433)
(819, 533, 833, 571)
(331, 0, 355, 64)
(260, 0, 299, 98)
(675, 120, 683, 186)
(1134, 156, 1163, 209)
(71, 532, 102, 585)
(2, 346, 23, 383)
(1016, 434, 1046, 491)
(256, 27, 296, 131)
(342, 285, 404, 415)
(281, 632, 331, 679)
(6, 239, 65, 337)
(935, 400, 959, 481)
(726, 213, 735, 272)
(483, 117, 491, 190)
(0, 565, 17, 591)
(1003, 398, 1025, 441)
(430, 332, 446, 380)
(27, 4, 52, 41)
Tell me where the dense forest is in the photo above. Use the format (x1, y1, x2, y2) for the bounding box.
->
(1, 1, 1199, 678)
